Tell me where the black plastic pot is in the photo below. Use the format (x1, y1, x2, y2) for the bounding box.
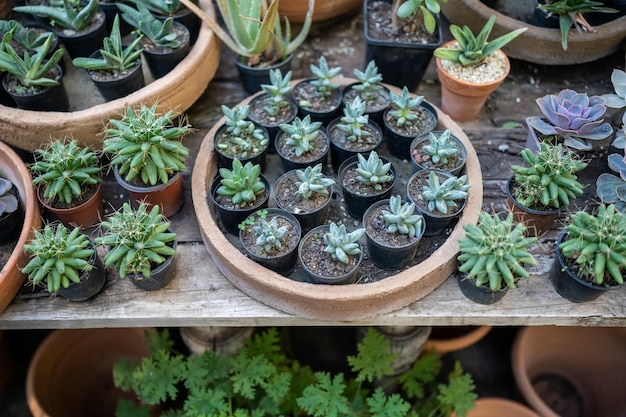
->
(210, 174, 271, 235)
(410, 129, 468, 176)
(275, 127, 330, 172)
(0, 73, 13, 107)
(362, 199, 425, 270)
(339, 154, 396, 219)
(342, 82, 392, 128)
(551, 230, 623, 303)
(235, 53, 293, 95)
(56, 10, 107, 58)
(239, 208, 302, 276)
(57, 237, 106, 301)
(292, 78, 344, 127)
(327, 117, 383, 172)
(2, 65, 69, 111)
(213, 123, 270, 170)
(84, 52, 145, 101)
(155, 6, 201, 45)
(142, 22, 191, 79)
(128, 239, 177, 291)
(505, 176, 559, 238)
(383, 101, 438, 161)
(458, 273, 509, 305)
(0, 183, 24, 244)
(363, 0, 443, 91)
(247, 94, 299, 152)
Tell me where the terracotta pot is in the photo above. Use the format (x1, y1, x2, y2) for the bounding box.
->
(37, 183, 103, 229)
(512, 326, 626, 417)
(505, 177, 559, 238)
(454, 397, 541, 417)
(424, 326, 492, 355)
(0, 141, 41, 315)
(26, 328, 152, 417)
(114, 167, 184, 218)
(435, 41, 511, 122)
(278, 0, 362, 23)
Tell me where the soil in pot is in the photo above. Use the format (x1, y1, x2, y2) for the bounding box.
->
(275, 127, 330, 172)
(410, 130, 467, 176)
(342, 82, 392, 127)
(506, 177, 559, 238)
(383, 101, 438, 161)
(248, 94, 299, 147)
(291, 78, 343, 126)
(2, 65, 69, 111)
(327, 118, 383, 171)
(84, 56, 145, 102)
(55, 10, 107, 58)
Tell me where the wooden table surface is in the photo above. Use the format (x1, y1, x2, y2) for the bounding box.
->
(1, 9, 625, 329)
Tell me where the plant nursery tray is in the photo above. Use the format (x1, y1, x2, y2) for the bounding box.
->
(0, 0, 220, 152)
(191, 79, 483, 321)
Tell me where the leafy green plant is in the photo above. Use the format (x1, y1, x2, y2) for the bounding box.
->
(261, 69, 293, 117)
(96, 202, 176, 278)
(22, 223, 95, 293)
(537, 0, 618, 51)
(356, 151, 394, 191)
(559, 203, 626, 285)
(510, 142, 587, 210)
(72, 15, 144, 75)
(216, 104, 269, 159)
(336, 96, 371, 144)
(13, 0, 99, 32)
(103, 104, 190, 186)
(0, 31, 64, 93)
(0, 20, 52, 54)
(128, 0, 184, 16)
(237, 208, 268, 230)
(458, 211, 537, 291)
(295, 164, 335, 199)
(422, 171, 470, 215)
(279, 115, 323, 157)
(0, 178, 18, 216)
(433, 15, 527, 67)
(392, 0, 447, 34)
(113, 327, 477, 417)
(323, 222, 365, 264)
(388, 86, 426, 128)
(381, 195, 423, 238)
(30, 138, 101, 206)
(352, 60, 384, 102)
(422, 129, 460, 165)
(216, 158, 266, 207)
(118, 2, 182, 49)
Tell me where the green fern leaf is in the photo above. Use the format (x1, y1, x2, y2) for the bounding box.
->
(398, 350, 441, 400)
(436, 362, 477, 417)
(132, 350, 186, 404)
(183, 387, 230, 417)
(297, 372, 351, 417)
(231, 352, 276, 400)
(367, 388, 410, 417)
(347, 328, 396, 383)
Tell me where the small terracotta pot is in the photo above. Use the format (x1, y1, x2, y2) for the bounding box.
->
(435, 41, 511, 122)
(278, 0, 362, 22)
(424, 325, 492, 356)
(37, 183, 103, 229)
(454, 397, 541, 417)
(505, 177, 559, 238)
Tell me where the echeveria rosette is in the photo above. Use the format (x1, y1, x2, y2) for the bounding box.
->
(601, 69, 626, 149)
(596, 151, 626, 212)
(529, 89, 613, 151)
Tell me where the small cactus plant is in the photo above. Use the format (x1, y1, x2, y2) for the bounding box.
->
(356, 151, 394, 191)
(0, 178, 18, 216)
(336, 96, 372, 144)
(279, 115, 323, 157)
(295, 164, 335, 199)
(323, 222, 365, 264)
(381, 195, 423, 238)
(422, 171, 470, 215)
(260, 69, 293, 117)
(216, 159, 266, 207)
(216, 104, 269, 159)
(457, 211, 537, 291)
(421, 129, 459, 166)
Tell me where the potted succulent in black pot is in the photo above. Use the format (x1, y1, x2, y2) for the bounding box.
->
(96, 202, 177, 290)
(383, 86, 438, 160)
(22, 222, 105, 300)
(275, 115, 330, 172)
(238, 207, 302, 275)
(457, 211, 537, 304)
(364, 0, 444, 91)
(129, 0, 201, 44)
(71, 14, 145, 101)
(552, 203, 625, 302)
(273, 163, 335, 233)
(30, 138, 103, 229)
(362, 194, 424, 270)
(298, 221, 365, 284)
(410, 128, 467, 176)
(342, 60, 391, 127)
(104, 103, 191, 218)
(339, 150, 396, 219)
(0, 177, 22, 243)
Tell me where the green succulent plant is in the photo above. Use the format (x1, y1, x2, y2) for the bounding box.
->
(118, 2, 182, 49)
(336, 96, 371, 144)
(216, 104, 269, 159)
(0, 20, 52, 54)
(352, 60, 384, 102)
(253, 215, 288, 254)
(72, 15, 144, 75)
(261, 69, 293, 117)
(30, 138, 101, 206)
(388, 87, 425, 128)
(559, 204, 626, 286)
(510, 142, 587, 210)
(323, 222, 365, 264)
(356, 151, 394, 191)
(96, 202, 177, 279)
(457, 211, 537, 291)
(22, 223, 95, 293)
(381, 195, 423, 238)
(295, 164, 335, 199)
(13, 0, 99, 32)
(433, 15, 527, 67)
(601, 69, 626, 149)
(279, 115, 323, 157)
(309, 55, 342, 99)
(128, 0, 184, 16)
(422, 129, 459, 165)
(392, 0, 447, 34)
(422, 170, 470, 215)
(216, 159, 266, 207)
(596, 150, 626, 212)
(103, 104, 190, 186)
(0, 178, 18, 216)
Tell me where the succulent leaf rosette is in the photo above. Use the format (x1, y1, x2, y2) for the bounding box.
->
(529, 89, 613, 150)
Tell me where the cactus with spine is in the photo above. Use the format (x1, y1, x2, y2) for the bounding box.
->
(323, 222, 365, 264)
(457, 211, 537, 291)
(381, 195, 423, 238)
(295, 164, 335, 199)
(422, 171, 470, 215)
(279, 115, 323, 157)
(356, 151, 394, 191)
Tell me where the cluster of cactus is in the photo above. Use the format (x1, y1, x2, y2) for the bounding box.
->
(381, 195, 423, 238)
(217, 104, 268, 159)
(388, 87, 425, 128)
(323, 222, 365, 264)
(216, 159, 266, 207)
(336, 97, 372, 144)
(22, 224, 95, 293)
(596, 150, 626, 212)
(511, 142, 587, 210)
(30, 138, 101, 205)
(352, 60, 384, 102)
(529, 88, 613, 150)
(356, 151, 394, 191)
(308, 56, 342, 99)
(295, 164, 335, 199)
(559, 204, 626, 285)
(422, 129, 459, 165)
(118, 2, 182, 48)
(14, 0, 99, 31)
(261, 69, 293, 117)
(422, 171, 470, 215)
(96, 203, 176, 278)
(253, 215, 288, 254)
(0, 178, 18, 216)
(457, 211, 537, 291)
(280, 115, 323, 157)
(104, 104, 190, 186)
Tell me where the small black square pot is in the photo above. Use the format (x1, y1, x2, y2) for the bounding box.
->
(457, 273, 509, 305)
(213, 123, 270, 170)
(142, 22, 191, 79)
(409, 129, 467, 176)
(292, 78, 344, 127)
(128, 238, 177, 291)
(234, 53, 293, 95)
(84, 52, 145, 101)
(275, 127, 330, 172)
(383, 101, 438, 160)
(57, 237, 106, 301)
(2, 65, 69, 111)
(327, 117, 383, 172)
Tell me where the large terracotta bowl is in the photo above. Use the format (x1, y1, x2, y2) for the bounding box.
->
(0, 141, 41, 315)
(0, 0, 220, 152)
(191, 79, 483, 321)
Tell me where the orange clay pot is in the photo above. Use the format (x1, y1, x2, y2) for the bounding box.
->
(37, 183, 103, 229)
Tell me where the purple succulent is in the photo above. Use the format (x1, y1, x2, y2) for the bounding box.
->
(529, 89, 613, 150)
(0, 178, 18, 216)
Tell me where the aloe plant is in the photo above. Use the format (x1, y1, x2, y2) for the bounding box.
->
(356, 151, 394, 191)
(13, 0, 99, 32)
(0, 20, 53, 54)
(0, 178, 18, 216)
(392, 0, 446, 34)
(323, 222, 365, 264)
(381, 195, 423, 238)
(128, 0, 184, 16)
